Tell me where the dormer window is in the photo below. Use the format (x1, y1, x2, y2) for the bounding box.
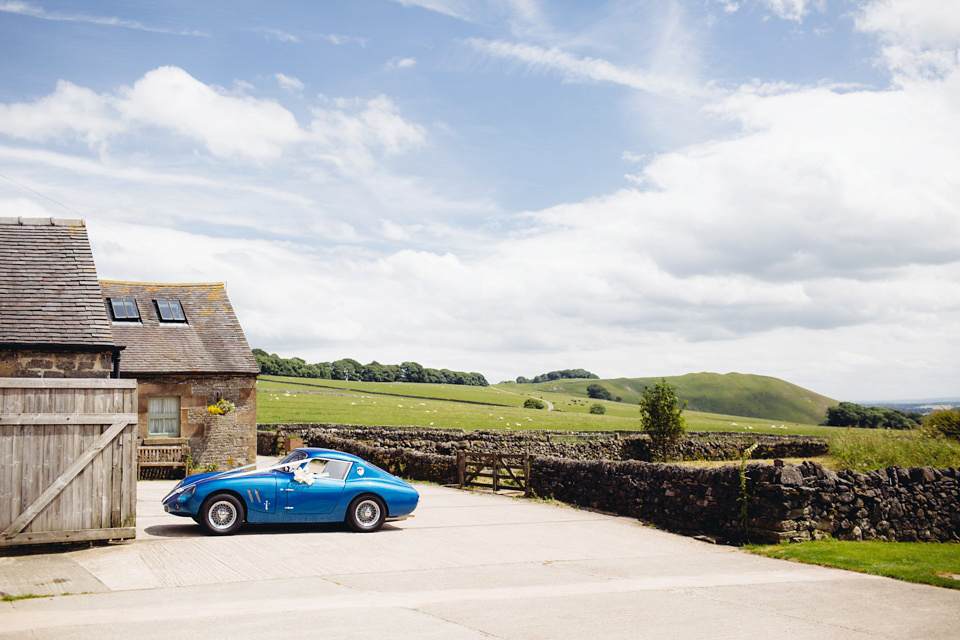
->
(155, 299, 186, 323)
(108, 297, 140, 322)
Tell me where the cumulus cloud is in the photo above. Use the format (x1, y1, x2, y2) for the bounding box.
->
(275, 73, 304, 92)
(308, 95, 427, 173)
(0, 80, 123, 145)
(856, 0, 960, 78)
(0, 67, 431, 168)
(115, 67, 301, 160)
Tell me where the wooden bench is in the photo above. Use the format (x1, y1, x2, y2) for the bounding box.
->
(138, 441, 190, 478)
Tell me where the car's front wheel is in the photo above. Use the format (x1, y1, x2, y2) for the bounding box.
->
(347, 495, 386, 532)
(200, 493, 244, 535)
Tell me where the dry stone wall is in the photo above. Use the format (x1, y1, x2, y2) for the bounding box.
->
(257, 424, 958, 543)
(256, 423, 827, 462)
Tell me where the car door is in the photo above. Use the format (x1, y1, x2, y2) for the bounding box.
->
(281, 458, 350, 518)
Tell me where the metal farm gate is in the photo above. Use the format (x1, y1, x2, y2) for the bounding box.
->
(0, 378, 138, 546)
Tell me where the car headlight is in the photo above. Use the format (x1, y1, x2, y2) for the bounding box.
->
(177, 484, 196, 501)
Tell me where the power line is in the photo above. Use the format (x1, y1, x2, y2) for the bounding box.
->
(0, 170, 220, 283)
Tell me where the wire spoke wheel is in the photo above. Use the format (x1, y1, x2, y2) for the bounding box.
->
(209, 500, 237, 529)
(200, 494, 243, 535)
(348, 496, 385, 532)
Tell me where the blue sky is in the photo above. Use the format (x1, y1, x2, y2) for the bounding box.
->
(1, 0, 958, 401)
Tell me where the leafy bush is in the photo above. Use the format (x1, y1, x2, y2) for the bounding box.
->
(523, 398, 546, 410)
(640, 379, 687, 461)
(823, 401, 921, 430)
(586, 383, 613, 400)
(589, 403, 606, 415)
(520, 369, 599, 383)
(924, 408, 960, 441)
(828, 429, 960, 473)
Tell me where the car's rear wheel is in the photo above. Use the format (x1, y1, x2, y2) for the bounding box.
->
(200, 493, 244, 535)
(347, 495, 386, 532)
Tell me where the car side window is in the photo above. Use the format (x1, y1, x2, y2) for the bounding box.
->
(307, 458, 351, 480)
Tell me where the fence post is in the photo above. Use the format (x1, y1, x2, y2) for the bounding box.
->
(457, 451, 465, 489)
(524, 455, 532, 497)
(492, 454, 500, 492)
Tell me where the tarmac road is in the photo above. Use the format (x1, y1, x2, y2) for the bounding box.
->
(1, 461, 958, 639)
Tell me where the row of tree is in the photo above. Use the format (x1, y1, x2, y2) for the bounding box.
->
(252, 350, 489, 387)
(516, 368, 598, 384)
(822, 402, 923, 430)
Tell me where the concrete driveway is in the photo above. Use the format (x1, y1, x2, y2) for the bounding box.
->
(1, 465, 958, 639)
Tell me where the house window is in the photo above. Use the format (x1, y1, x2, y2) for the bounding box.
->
(148, 397, 180, 437)
(154, 299, 187, 323)
(108, 297, 140, 322)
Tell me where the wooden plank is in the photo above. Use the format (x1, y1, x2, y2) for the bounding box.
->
(0, 427, 12, 530)
(22, 425, 40, 533)
(110, 434, 121, 528)
(80, 425, 94, 531)
(40, 424, 53, 532)
(0, 378, 137, 389)
(62, 424, 78, 530)
(2, 419, 132, 539)
(0, 413, 137, 425)
(100, 429, 112, 528)
(0, 527, 135, 547)
(10, 424, 22, 531)
(121, 424, 136, 528)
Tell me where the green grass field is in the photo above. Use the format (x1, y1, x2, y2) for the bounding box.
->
(257, 375, 836, 435)
(506, 372, 836, 425)
(748, 539, 960, 589)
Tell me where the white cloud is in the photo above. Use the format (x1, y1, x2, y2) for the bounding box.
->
(856, 0, 960, 78)
(275, 73, 305, 92)
(0, 1, 205, 36)
(320, 33, 368, 47)
(0, 80, 123, 145)
(761, 0, 820, 22)
(0, 68, 434, 169)
(256, 28, 300, 43)
(467, 38, 707, 98)
(386, 57, 417, 70)
(118, 67, 302, 160)
(308, 95, 427, 173)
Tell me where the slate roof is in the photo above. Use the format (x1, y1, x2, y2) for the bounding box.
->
(0, 217, 116, 348)
(100, 281, 258, 375)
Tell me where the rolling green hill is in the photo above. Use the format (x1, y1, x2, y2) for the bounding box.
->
(258, 373, 838, 435)
(507, 372, 836, 425)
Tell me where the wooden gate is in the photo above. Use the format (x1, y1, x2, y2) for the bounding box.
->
(457, 452, 532, 496)
(0, 378, 138, 546)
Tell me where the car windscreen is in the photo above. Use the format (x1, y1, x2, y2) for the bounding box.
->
(278, 450, 308, 466)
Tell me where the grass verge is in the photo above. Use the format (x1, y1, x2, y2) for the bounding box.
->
(827, 429, 960, 472)
(1, 593, 49, 602)
(747, 539, 960, 589)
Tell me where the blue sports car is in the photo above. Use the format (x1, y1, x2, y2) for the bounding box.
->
(162, 448, 419, 535)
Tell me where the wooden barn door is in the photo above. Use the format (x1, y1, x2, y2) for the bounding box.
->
(0, 378, 138, 546)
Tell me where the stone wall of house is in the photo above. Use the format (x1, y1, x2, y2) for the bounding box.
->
(137, 374, 257, 469)
(256, 423, 828, 462)
(0, 348, 113, 378)
(259, 425, 958, 544)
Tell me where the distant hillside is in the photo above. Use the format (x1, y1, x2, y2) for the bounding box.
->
(523, 372, 837, 425)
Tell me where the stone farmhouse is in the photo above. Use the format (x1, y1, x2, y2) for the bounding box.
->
(99, 281, 259, 468)
(0, 218, 121, 377)
(0, 217, 258, 471)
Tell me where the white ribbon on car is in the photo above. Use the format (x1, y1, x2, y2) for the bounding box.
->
(166, 458, 311, 497)
(292, 466, 315, 485)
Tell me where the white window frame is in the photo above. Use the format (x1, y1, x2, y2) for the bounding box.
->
(148, 396, 181, 437)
